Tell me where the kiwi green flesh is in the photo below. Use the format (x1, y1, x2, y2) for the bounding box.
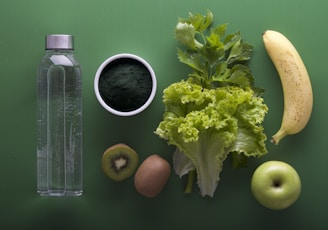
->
(102, 145, 139, 181)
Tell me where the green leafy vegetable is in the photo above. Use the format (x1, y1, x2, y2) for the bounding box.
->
(155, 10, 268, 197)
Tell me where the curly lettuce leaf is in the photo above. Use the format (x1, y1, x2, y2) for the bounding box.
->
(155, 81, 268, 197)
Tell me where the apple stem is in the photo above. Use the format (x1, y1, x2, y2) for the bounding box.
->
(273, 180, 281, 188)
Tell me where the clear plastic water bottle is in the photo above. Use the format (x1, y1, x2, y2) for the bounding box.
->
(37, 34, 82, 196)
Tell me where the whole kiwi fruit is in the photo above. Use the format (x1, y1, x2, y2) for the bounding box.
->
(101, 143, 139, 181)
(134, 154, 171, 197)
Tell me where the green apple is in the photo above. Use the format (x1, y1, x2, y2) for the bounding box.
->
(250, 161, 301, 210)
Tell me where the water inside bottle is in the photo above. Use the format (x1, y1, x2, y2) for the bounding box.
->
(37, 59, 82, 196)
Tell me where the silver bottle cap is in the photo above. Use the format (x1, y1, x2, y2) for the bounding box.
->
(46, 34, 74, 50)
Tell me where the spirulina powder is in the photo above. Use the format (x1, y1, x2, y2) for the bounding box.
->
(98, 58, 153, 112)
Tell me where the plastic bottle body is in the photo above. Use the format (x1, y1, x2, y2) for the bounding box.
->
(37, 48, 82, 196)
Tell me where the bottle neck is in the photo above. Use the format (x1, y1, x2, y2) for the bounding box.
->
(46, 49, 74, 54)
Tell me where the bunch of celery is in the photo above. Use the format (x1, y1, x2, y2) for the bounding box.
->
(155, 11, 268, 197)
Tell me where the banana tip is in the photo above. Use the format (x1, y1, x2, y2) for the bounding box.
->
(271, 129, 287, 145)
(270, 138, 279, 145)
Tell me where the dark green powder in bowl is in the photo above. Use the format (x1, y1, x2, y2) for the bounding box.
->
(98, 58, 153, 112)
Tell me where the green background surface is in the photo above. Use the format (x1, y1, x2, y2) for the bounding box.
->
(0, 0, 326, 229)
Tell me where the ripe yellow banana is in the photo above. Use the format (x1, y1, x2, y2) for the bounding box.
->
(262, 30, 313, 145)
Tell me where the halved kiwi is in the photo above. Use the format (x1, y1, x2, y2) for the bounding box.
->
(101, 143, 139, 181)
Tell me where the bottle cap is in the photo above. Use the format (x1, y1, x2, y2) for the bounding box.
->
(46, 34, 74, 50)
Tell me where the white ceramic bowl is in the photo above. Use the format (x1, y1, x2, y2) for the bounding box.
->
(94, 53, 157, 116)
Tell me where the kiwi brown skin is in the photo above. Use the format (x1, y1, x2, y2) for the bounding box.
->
(134, 154, 171, 197)
(101, 143, 139, 182)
